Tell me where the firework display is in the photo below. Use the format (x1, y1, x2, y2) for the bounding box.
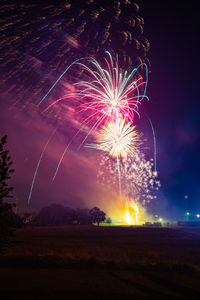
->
(1, 1, 159, 223)
(38, 52, 149, 184)
(37, 52, 159, 224)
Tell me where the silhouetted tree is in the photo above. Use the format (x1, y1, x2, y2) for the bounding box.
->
(33, 204, 75, 226)
(75, 208, 92, 225)
(0, 135, 15, 253)
(89, 207, 106, 226)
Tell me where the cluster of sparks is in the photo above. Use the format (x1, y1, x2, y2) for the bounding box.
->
(88, 119, 141, 158)
(74, 53, 147, 123)
(29, 52, 159, 224)
(42, 52, 148, 123)
(97, 150, 160, 207)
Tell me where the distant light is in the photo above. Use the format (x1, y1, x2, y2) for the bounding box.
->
(153, 171, 158, 177)
(186, 212, 190, 216)
(196, 214, 200, 219)
(159, 218, 163, 222)
(184, 195, 188, 199)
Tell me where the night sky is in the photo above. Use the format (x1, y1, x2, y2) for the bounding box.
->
(0, 0, 199, 219)
(142, 0, 200, 216)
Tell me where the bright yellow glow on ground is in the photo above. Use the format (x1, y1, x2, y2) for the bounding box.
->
(104, 195, 153, 225)
(125, 199, 140, 225)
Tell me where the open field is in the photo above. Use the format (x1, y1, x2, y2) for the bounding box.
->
(1, 225, 200, 299)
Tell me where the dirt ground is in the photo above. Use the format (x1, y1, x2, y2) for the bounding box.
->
(1, 225, 200, 299)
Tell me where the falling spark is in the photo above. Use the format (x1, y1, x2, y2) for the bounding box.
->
(27, 126, 58, 204)
(97, 148, 160, 205)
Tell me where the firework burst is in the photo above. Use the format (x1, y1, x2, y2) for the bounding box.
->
(74, 52, 148, 122)
(88, 118, 141, 158)
(42, 52, 148, 127)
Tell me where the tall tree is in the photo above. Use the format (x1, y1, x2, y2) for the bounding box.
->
(89, 207, 106, 226)
(0, 135, 15, 253)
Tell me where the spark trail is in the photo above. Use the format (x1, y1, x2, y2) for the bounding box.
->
(28, 126, 58, 204)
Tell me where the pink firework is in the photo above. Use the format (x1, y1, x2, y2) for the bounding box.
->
(43, 52, 148, 128)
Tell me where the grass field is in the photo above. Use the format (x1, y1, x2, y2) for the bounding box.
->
(1, 225, 200, 299)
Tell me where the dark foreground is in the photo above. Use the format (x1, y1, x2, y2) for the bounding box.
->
(1, 225, 200, 299)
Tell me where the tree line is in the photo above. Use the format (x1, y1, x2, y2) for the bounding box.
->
(21, 204, 110, 227)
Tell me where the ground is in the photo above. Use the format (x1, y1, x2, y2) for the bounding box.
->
(1, 225, 200, 299)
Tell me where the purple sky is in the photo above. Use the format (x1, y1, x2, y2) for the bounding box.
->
(1, 0, 200, 220)
(0, 103, 111, 210)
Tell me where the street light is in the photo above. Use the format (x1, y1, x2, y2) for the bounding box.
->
(185, 211, 190, 221)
